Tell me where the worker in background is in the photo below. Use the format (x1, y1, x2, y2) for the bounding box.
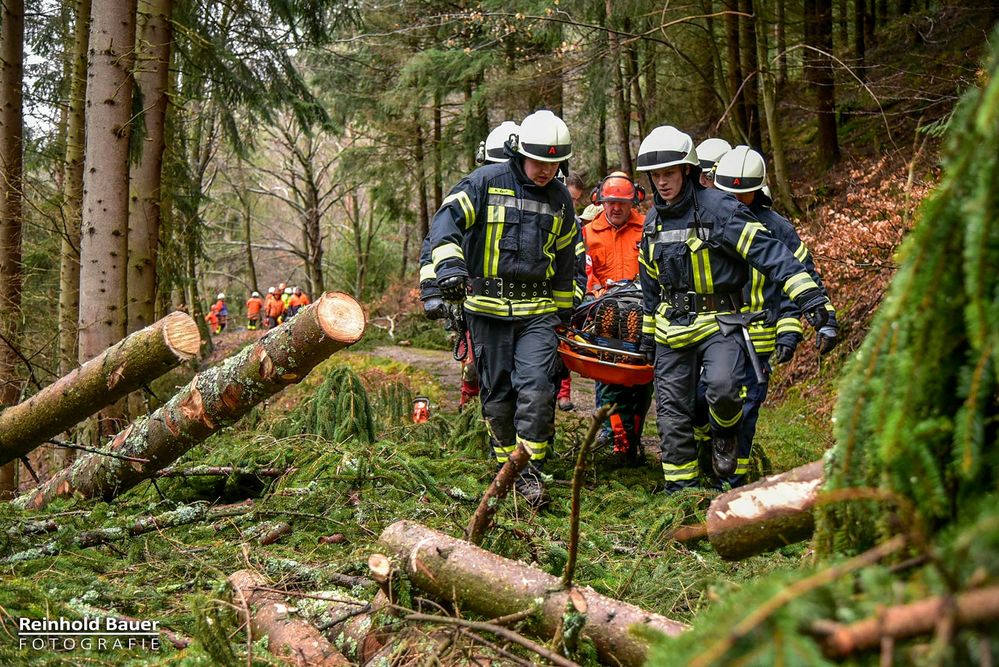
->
(288, 288, 302, 317)
(690, 145, 838, 486)
(695, 137, 732, 188)
(583, 172, 654, 465)
(264, 287, 284, 329)
(636, 126, 833, 493)
(246, 291, 264, 330)
(210, 293, 228, 334)
(426, 110, 576, 508)
(295, 287, 311, 308)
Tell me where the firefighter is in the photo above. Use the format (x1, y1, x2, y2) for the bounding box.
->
(211, 293, 228, 333)
(692, 145, 838, 485)
(426, 109, 576, 507)
(246, 291, 264, 330)
(295, 287, 310, 308)
(635, 126, 833, 493)
(695, 137, 732, 188)
(583, 172, 654, 465)
(264, 287, 284, 328)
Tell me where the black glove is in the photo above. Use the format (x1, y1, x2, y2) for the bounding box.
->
(438, 275, 468, 304)
(796, 290, 830, 330)
(423, 297, 448, 320)
(816, 326, 839, 355)
(773, 342, 796, 364)
(557, 309, 573, 327)
(638, 334, 656, 365)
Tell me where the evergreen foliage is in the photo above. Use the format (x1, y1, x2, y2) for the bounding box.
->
(816, 34, 999, 555)
(273, 365, 376, 444)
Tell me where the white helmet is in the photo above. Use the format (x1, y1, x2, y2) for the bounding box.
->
(478, 121, 520, 164)
(517, 110, 572, 163)
(284, 287, 293, 295)
(267, 287, 276, 294)
(696, 137, 732, 171)
(636, 126, 699, 172)
(216, 292, 225, 300)
(251, 291, 260, 298)
(713, 146, 767, 194)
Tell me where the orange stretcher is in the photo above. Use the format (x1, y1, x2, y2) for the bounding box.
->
(557, 334, 652, 386)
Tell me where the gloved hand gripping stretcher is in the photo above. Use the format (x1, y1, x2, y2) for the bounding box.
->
(557, 280, 654, 386)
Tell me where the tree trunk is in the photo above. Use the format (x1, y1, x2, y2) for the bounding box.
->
(0, 312, 199, 467)
(739, 0, 762, 149)
(243, 209, 258, 294)
(854, 0, 866, 82)
(597, 102, 608, 178)
(78, 0, 138, 436)
(229, 570, 350, 666)
(817, 585, 999, 658)
(724, 0, 748, 141)
(837, 0, 848, 47)
(59, 0, 90, 388)
(17, 293, 364, 510)
(625, 38, 646, 141)
(606, 0, 631, 171)
(127, 0, 173, 335)
(379, 520, 687, 667)
(775, 0, 788, 87)
(0, 0, 25, 498)
(705, 460, 824, 560)
(805, 0, 840, 168)
(414, 117, 429, 243)
(432, 93, 442, 212)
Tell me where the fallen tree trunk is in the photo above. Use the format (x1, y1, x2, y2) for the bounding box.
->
(706, 460, 824, 560)
(379, 520, 686, 667)
(16, 293, 364, 510)
(816, 585, 999, 658)
(156, 465, 296, 478)
(0, 312, 200, 467)
(229, 569, 350, 667)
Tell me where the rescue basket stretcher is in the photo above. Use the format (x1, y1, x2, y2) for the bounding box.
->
(557, 280, 653, 387)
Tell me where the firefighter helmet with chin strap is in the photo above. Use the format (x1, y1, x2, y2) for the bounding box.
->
(713, 145, 767, 194)
(516, 110, 572, 163)
(477, 121, 520, 164)
(636, 126, 699, 172)
(695, 137, 732, 172)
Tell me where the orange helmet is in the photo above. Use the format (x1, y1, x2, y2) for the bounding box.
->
(591, 171, 645, 205)
(278, 282, 286, 291)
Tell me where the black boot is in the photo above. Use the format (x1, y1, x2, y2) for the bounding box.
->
(514, 464, 550, 509)
(712, 433, 738, 477)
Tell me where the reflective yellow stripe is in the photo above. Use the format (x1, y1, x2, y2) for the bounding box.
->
(556, 228, 575, 251)
(709, 404, 742, 429)
(736, 221, 766, 257)
(574, 241, 585, 256)
(419, 264, 437, 282)
(685, 237, 705, 252)
(784, 272, 819, 300)
(749, 322, 777, 354)
(662, 460, 699, 481)
(639, 246, 658, 276)
(733, 458, 750, 475)
(553, 289, 573, 310)
(573, 284, 584, 301)
(443, 191, 476, 228)
(655, 311, 720, 348)
(432, 243, 464, 268)
(643, 314, 656, 335)
(825, 302, 836, 314)
(493, 443, 516, 463)
(544, 224, 559, 279)
(693, 424, 711, 441)
(488, 187, 515, 196)
(747, 268, 765, 310)
(518, 436, 547, 461)
(484, 205, 505, 277)
(793, 242, 809, 262)
(776, 316, 803, 336)
(465, 296, 558, 318)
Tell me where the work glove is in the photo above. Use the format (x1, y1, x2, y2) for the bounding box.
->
(816, 326, 839, 355)
(773, 342, 796, 364)
(638, 333, 656, 365)
(796, 290, 830, 330)
(437, 275, 468, 304)
(557, 309, 573, 328)
(423, 297, 448, 320)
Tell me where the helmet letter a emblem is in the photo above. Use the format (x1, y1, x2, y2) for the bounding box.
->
(548, 146, 557, 155)
(733, 177, 741, 185)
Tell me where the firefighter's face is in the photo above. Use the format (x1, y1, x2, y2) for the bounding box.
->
(650, 166, 685, 202)
(524, 158, 561, 187)
(604, 200, 633, 227)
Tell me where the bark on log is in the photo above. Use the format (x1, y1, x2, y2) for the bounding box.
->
(817, 585, 999, 658)
(16, 293, 364, 509)
(379, 520, 686, 667)
(229, 569, 350, 667)
(706, 460, 824, 560)
(0, 312, 199, 466)
(155, 465, 296, 478)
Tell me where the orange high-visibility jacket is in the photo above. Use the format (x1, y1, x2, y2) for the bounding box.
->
(264, 295, 284, 318)
(288, 294, 301, 309)
(581, 208, 644, 293)
(298, 292, 310, 306)
(246, 296, 263, 316)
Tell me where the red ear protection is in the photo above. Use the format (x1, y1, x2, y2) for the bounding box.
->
(591, 174, 646, 205)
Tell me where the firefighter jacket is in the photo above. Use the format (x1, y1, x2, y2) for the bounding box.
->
(427, 148, 577, 319)
(582, 208, 644, 293)
(246, 296, 263, 317)
(743, 193, 838, 354)
(638, 180, 828, 348)
(264, 295, 284, 318)
(298, 292, 310, 306)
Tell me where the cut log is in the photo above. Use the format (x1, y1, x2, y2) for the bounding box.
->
(706, 460, 824, 560)
(816, 585, 999, 658)
(379, 520, 686, 667)
(0, 312, 199, 467)
(155, 465, 296, 478)
(229, 569, 350, 667)
(15, 293, 364, 510)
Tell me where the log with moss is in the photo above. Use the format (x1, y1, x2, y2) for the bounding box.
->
(0, 312, 200, 466)
(229, 569, 350, 667)
(705, 460, 824, 560)
(379, 520, 686, 667)
(16, 293, 364, 509)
